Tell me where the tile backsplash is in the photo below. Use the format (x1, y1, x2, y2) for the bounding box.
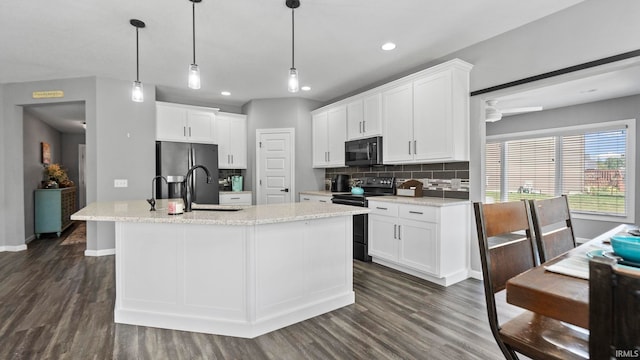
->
(325, 162, 469, 199)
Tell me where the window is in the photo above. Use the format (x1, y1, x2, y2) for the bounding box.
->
(486, 120, 635, 222)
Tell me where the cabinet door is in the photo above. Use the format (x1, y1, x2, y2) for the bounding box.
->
(156, 103, 189, 142)
(215, 114, 232, 168)
(362, 93, 382, 137)
(326, 106, 346, 167)
(382, 83, 414, 163)
(368, 214, 399, 262)
(346, 100, 364, 140)
(214, 113, 247, 169)
(413, 70, 453, 161)
(398, 218, 439, 276)
(187, 110, 215, 143)
(312, 112, 329, 168)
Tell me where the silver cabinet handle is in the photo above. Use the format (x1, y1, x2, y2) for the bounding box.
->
(302, 197, 310, 200)
(376, 206, 388, 210)
(328, 152, 330, 162)
(230, 197, 240, 200)
(359, 121, 362, 133)
(408, 141, 411, 154)
(189, 127, 192, 137)
(394, 224, 397, 239)
(319, 200, 327, 203)
(409, 211, 423, 215)
(184, 126, 187, 137)
(363, 121, 366, 133)
(231, 154, 234, 164)
(413, 140, 417, 154)
(398, 225, 401, 240)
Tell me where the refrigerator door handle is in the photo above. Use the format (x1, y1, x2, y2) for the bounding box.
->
(191, 147, 197, 197)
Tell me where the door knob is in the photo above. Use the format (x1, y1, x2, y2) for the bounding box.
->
(280, 188, 289, 192)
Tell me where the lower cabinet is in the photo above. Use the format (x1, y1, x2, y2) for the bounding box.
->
(299, 193, 332, 203)
(368, 200, 469, 286)
(219, 192, 252, 205)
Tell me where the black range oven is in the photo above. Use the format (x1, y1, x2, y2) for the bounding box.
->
(331, 176, 395, 262)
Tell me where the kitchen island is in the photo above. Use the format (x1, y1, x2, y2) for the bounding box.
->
(71, 200, 368, 338)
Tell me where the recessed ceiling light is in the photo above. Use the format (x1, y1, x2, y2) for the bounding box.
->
(301, 86, 311, 91)
(221, 91, 231, 96)
(381, 42, 396, 51)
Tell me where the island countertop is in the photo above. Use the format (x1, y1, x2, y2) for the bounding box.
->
(71, 200, 369, 226)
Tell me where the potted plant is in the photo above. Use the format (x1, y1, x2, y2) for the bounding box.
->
(43, 163, 74, 188)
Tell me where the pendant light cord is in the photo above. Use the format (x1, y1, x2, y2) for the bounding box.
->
(192, 1, 196, 64)
(136, 27, 140, 81)
(291, 7, 295, 68)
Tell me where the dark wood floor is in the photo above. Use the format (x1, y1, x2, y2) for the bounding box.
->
(0, 229, 518, 360)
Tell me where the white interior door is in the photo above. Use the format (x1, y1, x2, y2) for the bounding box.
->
(256, 129, 295, 205)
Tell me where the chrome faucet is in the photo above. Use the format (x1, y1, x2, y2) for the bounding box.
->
(183, 165, 212, 212)
(147, 175, 168, 211)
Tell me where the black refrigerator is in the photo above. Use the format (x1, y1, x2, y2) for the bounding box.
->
(156, 141, 219, 204)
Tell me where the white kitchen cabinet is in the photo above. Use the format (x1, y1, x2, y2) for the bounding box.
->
(299, 194, 332, 203)
(214, 112, 247, 169)
(311, 106, 346, 168)
(219, 192, 252, 205)
(382, 59, 472, 164)
(346, 93, 382, 140)
(156, 102, 216, 143)
(367, 200, 469, 286)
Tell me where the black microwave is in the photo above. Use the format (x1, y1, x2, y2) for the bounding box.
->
(345, 136, 383, 166)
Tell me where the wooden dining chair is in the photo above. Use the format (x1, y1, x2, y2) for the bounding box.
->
(474, 201, 589, 360)
(589, 256, 640, 360)
(529, 195, 577, 263)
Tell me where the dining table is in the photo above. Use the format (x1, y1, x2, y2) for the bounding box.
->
(505, 224, 638, 329)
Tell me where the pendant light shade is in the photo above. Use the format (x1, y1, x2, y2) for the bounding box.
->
(130, 19, 146, 102)
(286, 0, 300, 93)
(288, 68, 299, 93)
(188, 0, 202, 89)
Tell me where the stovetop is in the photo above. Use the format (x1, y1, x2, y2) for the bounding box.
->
(331, 176, 395, 203)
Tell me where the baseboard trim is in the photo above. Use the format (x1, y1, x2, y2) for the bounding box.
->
(25, 235, 36, 244)
(468, 269, 483, 280)
(84, 248, 116, 257)
(0, 244, 28, 252)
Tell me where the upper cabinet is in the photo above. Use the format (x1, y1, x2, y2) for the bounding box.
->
(156, 101, 247, 169)
(346, 93, 382, 140)
(214, 112, 247, 169)
(312, 105, 347, 168)
(382, 59, 472, 164)
(312, 58, 472, 167)
(156, 102, 216, 143)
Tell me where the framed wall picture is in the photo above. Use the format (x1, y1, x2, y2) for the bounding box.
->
(41, 142, 51, 165)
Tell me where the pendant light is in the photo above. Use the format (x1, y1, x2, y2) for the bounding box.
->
(188, 0, 202, 89)
(130, 19, 146, 102)
(286, 0, 300, 93)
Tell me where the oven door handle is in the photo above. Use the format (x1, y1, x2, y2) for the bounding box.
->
(332, 199, 365, 207)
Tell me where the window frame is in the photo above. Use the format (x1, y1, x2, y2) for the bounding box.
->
(486, 119, 636, 223)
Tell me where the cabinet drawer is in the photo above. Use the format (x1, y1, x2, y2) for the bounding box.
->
(368, 202, 399, 217)
(219, 193, 252, 205)
(399, 204, 438, 222)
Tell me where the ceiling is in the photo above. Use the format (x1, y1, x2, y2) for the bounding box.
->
(492, 56, 640, 117)
(2, 0, 595, 132)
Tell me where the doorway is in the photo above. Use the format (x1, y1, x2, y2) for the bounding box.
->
(256, 128, 295, 205)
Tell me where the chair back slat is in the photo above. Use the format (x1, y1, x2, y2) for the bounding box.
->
(489, 239, 537, 292)
(530, 195, 576, 263)
(481, 201, 532, 237)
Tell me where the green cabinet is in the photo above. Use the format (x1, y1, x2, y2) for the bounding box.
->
(35, 187, 76, 238)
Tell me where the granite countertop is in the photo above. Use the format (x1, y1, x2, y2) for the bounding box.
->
(367, 196, 470, 207)
(71, 200, 369, 226)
